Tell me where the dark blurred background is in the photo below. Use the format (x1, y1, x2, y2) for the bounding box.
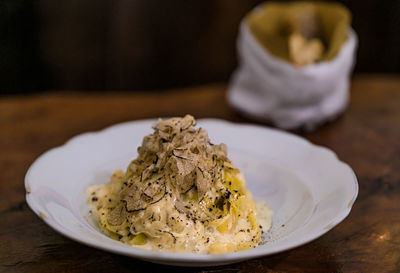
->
(0, 0, 399, 93)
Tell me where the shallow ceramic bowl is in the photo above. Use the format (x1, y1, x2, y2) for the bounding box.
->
(25, 119, 358, 266)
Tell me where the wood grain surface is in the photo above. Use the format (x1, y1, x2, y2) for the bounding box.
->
(0, 75, 399, 273)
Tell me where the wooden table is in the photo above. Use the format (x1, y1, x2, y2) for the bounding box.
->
(1, 75, 399, 273)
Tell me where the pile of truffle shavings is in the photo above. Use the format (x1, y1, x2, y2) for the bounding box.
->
(107, 115, 236, 226)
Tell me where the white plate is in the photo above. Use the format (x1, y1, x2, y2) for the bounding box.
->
(25, 119, 358, 267)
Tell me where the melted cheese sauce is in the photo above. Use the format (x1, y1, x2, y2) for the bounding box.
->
(87, 169, 273, 254)
(256, 201, 274, 233)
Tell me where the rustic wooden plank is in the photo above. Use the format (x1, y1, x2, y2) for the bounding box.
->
(0, 75, 399, 272)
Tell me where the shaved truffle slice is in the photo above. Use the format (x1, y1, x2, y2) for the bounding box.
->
(141, 164, 158, 181)
(107, 203, 127, 226)
(196, 167, 211, 201)
(214, 143, 227, 157)
(122, 180, 167, 212)
(174, 157, 196, 177)
(143, 182, 167, 204)
(180, 116, 195, 130)
(174, 171, 196, 193)
(122, 185, 148, 212)
(172, 148, 199, 161)
(223, 161, 236, 170)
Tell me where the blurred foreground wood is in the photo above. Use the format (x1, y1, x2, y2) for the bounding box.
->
(0, 75, 399, 272)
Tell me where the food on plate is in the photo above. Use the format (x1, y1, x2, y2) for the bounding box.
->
(87, 115, 272, 253)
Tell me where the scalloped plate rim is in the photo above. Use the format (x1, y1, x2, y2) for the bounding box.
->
(25, 118, 358, 266)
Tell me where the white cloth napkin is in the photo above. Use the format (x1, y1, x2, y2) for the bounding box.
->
(228, 22, 358, 131)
